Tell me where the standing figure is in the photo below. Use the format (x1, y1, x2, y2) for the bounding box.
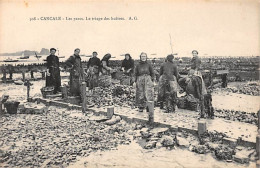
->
(121, 53, 134, 76)
(121, 53, 135, 85)
(189, 50, 207, 95)
(65, 48, 84, 96)
(86, 51, 101, 89)
(134, 52, 155, 112)
(221, 73, 228, 88)
(8, 65, 13, 80)
(186, 50, 207, 118)
(158, 54, 179, 112)
(2, 66, 7, 82)
(99, 53, 114, 87)
(46, 48, 61, 94)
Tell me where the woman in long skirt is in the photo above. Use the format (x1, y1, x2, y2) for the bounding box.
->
(134, 52, 155, 112)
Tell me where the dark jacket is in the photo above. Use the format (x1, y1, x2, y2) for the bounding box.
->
(190, 57, 201, 70)
(121, 58, 134, 71)
(65, 54, 83, 78)
(160, 61, 179, 81)
(46, 55, 61, 90)
(135, 61, 155, 82)
(101, 54, 112, 75)
(47, 55, 59, 69)
(87, 57, 101, 73)
(87, 57, 101, 68)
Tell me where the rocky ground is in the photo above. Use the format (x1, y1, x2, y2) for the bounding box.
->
(0, 106, 133, 168)
(0, 78, 259, 168)
(213, 81, 260, 96)
(214, 109, 258, 125)
(0, 106, 257, 168)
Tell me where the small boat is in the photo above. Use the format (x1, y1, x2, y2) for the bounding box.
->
(35, 53, 42, 60)
(80, 55, 92, 57)
(58, 56, 65, 58)
(19, 52, 29, 59)
(4, 57, 19, 62)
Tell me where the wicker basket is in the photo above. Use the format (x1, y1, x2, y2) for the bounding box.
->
(41, 87, 54, 98)
(186, 95, 200, 111)
(4, 101, 20, 114)
(177, 97, 187, 109)
(188, 101, 200, 111)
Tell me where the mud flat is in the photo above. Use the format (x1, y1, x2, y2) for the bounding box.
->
(212, 91, 260, 113)
(69, 142, 256, 168)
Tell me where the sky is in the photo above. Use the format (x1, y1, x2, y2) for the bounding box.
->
(0, 0, 259, 59)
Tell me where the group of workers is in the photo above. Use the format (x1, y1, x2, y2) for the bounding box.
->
(46, 48, 207, 118)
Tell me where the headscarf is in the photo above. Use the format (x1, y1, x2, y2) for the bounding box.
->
(166, 54, 174, 62)
(139, 52, 147, 63)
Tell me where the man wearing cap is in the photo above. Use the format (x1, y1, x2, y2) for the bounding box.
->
(65, 48, 84, 97)
(46, 48, 61, 94)
(158, 54, 179, 112)
(86, 51, 101, 89)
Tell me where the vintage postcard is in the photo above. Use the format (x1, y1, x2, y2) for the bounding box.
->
(0, 0, 259, 168)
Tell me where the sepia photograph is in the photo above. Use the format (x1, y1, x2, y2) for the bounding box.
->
(0, 0, 259, 168)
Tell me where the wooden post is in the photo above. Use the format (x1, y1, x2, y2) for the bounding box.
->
(198, 121, 207, 135)
(0, 102, 2, 115)
(30, 70, 34, 79)
(3, 69, 6, 83)
(9, 70, 13, 80)
(147, 101, 154, 123)
(26, 80, 31, 102)
(257, 134, 260, 160)
(107, 106, 114, 118)
(81, 82, 87, 113)
(256, 160, 260, 168)
(41, 71, 45, 79)
(22, 71, 25, 82)
(61, 86, 68, 99)
(257, 110, 260, 130)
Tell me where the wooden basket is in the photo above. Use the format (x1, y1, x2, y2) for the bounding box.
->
(41, 87, 54, 98)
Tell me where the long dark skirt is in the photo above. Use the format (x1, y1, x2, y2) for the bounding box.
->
(46, 68, 61, 93)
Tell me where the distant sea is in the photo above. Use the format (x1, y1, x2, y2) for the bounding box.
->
(0, 55, 73, 66)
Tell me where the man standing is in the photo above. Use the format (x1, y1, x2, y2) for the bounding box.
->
(65, 48, 84, 96)
(86, 51, 101, 89)
(46, 48, 61, 94)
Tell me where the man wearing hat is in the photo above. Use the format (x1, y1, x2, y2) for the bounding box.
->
(86, 51, 101, 89)
(46, 48, 61, 94)
(158, 54, 179, 112)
